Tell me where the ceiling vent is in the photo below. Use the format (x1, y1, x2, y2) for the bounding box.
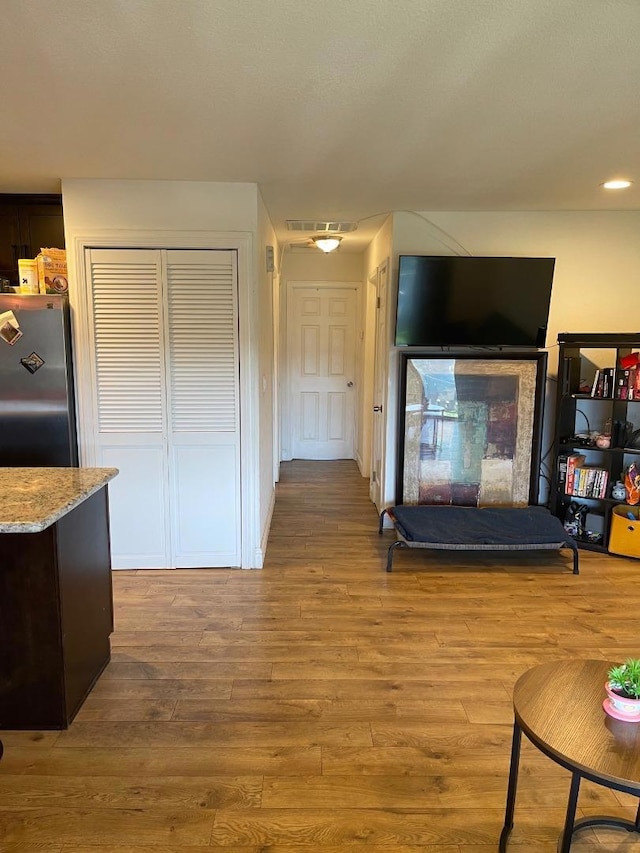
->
(285, 220, 358, 233)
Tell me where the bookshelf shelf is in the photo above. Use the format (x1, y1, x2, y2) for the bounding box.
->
(550, 332, 640, 555)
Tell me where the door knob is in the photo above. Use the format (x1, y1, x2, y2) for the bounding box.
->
(373, 405, 383, 412)
(347, 381, 354, 387)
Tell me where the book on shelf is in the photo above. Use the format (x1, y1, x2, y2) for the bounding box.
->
(557, 453, 569, 487)
(616, 368, 630, 399)
(608, 364, 638, 398)
(598, 468, 609, 499)
(567, 464, 609, 499)
(590, 367, 615, 398)
(618, 366, 640, 400)
(565, 453, 587, 495)
(595, 468, 608, 500)
(561, 356, 579, 395)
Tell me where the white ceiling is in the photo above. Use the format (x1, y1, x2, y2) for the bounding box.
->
(2, 0, 639, 251)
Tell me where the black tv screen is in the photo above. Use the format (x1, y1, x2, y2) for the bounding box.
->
(394, 255, 555, 348)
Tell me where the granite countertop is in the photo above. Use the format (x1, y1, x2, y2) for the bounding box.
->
(0, 467, 119, 533)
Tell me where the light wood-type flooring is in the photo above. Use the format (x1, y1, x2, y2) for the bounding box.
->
(2, 460, 640, 851)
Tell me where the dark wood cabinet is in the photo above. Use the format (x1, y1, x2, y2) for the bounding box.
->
(549, 332, 640, 553)
(0, 194, 65, 287)
(0, 487, 113, 729)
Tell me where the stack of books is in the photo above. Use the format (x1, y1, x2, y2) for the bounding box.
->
(590, 368, 616, 398)
(588, 365, 640, 399)
(615, 366, 640, 399)
(559, 452, 609, 499)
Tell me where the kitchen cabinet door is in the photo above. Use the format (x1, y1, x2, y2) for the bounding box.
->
(0, 195, 65, 286)
(0, 209, 22, 278)
(20, 204, 65, 256)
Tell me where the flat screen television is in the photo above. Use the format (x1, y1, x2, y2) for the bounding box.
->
(394, 255, 555, 348)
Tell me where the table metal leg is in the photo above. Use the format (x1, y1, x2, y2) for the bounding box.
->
(557, 772, 581, 853)
(499, 720, 522, 852)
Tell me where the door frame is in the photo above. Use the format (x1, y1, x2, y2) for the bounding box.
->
(280, 279, 362, 462)
(369, 258, 390, 511)
(67, 228, 258, 568)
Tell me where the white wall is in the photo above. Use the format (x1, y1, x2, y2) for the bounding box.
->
(281, 251, 365, 282)
(61, 178, 273, 567)
(364, 215, 393, 276)
(382, 210, 640, 507)
(62, 179, 258, 231)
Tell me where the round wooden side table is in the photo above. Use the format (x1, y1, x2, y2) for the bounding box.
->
(500, 659, 640, 852)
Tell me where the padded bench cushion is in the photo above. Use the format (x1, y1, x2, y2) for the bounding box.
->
(388, 505, 576, 551)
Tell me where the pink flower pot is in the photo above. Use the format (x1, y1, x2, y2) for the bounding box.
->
(603, 682, 640, 721)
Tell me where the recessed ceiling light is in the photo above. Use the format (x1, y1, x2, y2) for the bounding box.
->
(602, 179, 633, 189)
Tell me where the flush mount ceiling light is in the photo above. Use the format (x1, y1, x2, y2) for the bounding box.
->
(313, 236, 341, 253)
(602, 179, 633, 189)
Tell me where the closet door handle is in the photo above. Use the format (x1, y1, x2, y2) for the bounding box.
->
(22, 244, 30, 258)
(11, 244, 19, 265)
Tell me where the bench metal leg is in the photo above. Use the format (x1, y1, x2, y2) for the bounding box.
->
(571, 548, 579, 575)
(378, 507, 390, 535)
(387, 540, 403, 572)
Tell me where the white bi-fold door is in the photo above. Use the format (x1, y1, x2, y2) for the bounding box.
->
(85, 248, 240, 569)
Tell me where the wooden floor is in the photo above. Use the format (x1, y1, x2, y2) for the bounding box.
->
(2, 459, 640, 851)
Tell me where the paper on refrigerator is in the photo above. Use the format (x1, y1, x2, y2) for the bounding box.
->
(0, 310, 23, 345)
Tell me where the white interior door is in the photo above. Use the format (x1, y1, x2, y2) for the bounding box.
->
(370, 260, 389, 509)
(86, 247, 240, 569)
(288, 283, 358, 460)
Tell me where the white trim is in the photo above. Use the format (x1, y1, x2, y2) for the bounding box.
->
(368, 257, 390, 511)
(67, 227, 259, 569)
(378, 257, 392, 508)
(272, 267, 281, 484)
(256, 486, 277, 569)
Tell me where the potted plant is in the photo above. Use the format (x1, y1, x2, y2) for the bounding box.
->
(604, 659, 640, 721)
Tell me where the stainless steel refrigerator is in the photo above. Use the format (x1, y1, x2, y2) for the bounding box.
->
(0, 294, 78, 466)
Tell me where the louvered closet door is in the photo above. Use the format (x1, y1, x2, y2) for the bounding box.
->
(87, 249, 170, 568)
(165, 250, 240, 567)
(86, 247, 241, 569)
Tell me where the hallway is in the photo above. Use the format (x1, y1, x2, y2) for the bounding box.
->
(1, 460, 639, 850)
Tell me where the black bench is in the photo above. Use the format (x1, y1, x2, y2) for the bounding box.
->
(379, 505, 579, 574)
